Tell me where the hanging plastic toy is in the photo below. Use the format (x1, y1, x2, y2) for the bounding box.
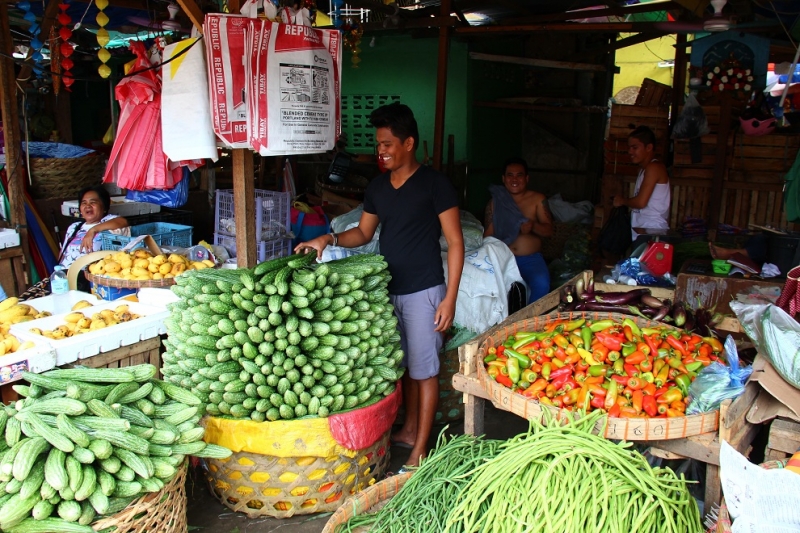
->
(18, 1, 44, 75)
(57, 2, 75, 89)
(332, 0, 344, 28)
(96, 0, 111, 78)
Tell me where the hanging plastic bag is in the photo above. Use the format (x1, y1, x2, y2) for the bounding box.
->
(731, 301, 800, 390)
(686, 335, 752, 415)
(125, 167, 189, 208)
(671, 93, 710, 139)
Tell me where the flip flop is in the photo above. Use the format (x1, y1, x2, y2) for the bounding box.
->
(390, 439, 414, 450)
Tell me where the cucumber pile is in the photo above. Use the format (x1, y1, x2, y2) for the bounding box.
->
(162, 252, 405, 422)
(0, 365, 231, 533)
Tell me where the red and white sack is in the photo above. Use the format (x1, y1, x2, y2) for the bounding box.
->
(204, 14, 250, 149)
(245, 21, 342, 155)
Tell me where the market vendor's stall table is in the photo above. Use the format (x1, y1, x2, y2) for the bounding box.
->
(452, 270, 758, 513)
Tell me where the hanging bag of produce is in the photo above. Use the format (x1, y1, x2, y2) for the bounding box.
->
(290, 202, 329, 248)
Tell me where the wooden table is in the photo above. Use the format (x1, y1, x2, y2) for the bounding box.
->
(0, 245, 27, 296)
(452, 273, 759, 516)
(675, 259, 784, 315)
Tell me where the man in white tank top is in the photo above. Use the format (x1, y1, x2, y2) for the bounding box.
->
(613, 126, 670, 244)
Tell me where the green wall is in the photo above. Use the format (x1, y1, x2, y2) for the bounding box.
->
(339, 34, 469, 162)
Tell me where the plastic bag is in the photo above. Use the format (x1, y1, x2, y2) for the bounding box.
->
(440, 210, 483, 253)
(547, 194, 594, 225)
(672, 93, 710, 139)
(686, 335, 752, 415)
(330, 204, 381, 255)
(730, 301, 800, 390)
(125, 168, 189, 208)
(617, 257, 675, 287)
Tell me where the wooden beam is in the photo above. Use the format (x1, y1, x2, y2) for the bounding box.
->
(470, 52, 606, 72)
(232, 150, 256, 268)
(707, 92, 733, 241)
(432, 0, 451, 172)
(0, 2, 29, 281)
(17, 0, 59, 82)
(175, 0, 204, 33)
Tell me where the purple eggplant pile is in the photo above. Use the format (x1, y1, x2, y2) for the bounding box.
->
(559, 278, 724, 337)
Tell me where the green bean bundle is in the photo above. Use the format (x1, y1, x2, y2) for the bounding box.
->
(339, 433, 503, 533)
(445, 410, 703, 533)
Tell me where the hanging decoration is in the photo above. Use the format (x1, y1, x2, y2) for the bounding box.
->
(57, 2, 75, 90)
(96, 0, 111, 78)
(342, 20, 363, 68)
(18, 1, 44, 76)
(332, 0, 344, 28)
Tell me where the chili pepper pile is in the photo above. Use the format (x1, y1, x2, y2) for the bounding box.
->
(484, 316, 725, 418)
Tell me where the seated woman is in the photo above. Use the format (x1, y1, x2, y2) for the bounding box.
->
(59, 186, 129, 270)
(20, 185, 129, 299)
(612, 126, 670, 249)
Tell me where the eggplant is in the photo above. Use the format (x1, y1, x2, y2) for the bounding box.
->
(576, 302, 634, 313)
(586, 277, 595, 295)
(652, 304, 671, 322)
(595, 288, 651, 305)
(575, 278, 585, 299)
(561, 285, 574, 304)
(671, 302, 687, 327)
(683, 309, 696, 332)
(640, 294, 664, 309)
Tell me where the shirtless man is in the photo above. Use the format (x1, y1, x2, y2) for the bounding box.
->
(484, 157, 553, 304)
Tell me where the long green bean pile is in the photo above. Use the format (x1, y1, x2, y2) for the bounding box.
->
(445, 410, 702, 533)
(338, 432, 503, 533)
(341, 411, 702, 533)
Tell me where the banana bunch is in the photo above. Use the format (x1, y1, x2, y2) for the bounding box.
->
(0, 297, 40, 355)
(88, 249, 215, 281)
(27, 304, 141, 340)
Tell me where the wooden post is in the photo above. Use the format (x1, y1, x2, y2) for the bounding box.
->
(432, 0, 452, 171)
(671, 33, 687, 125)
(233, 150, 257, 267)
(707, 92, 733, 242)
(0, 3, 29, 281)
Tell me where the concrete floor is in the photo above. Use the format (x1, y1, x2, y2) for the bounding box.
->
(185, 404, 530, 533)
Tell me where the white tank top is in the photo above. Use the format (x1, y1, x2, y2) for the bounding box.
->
(630, 163, 670, 240)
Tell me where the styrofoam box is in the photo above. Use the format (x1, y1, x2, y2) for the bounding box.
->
(61, 197, 161, 218)
(10, 301, 169, 365)
(0, 228, 20, 249)
(137, 288, 179, 309)
(25, 291, 100, 315)
(0, 342, 57, 385)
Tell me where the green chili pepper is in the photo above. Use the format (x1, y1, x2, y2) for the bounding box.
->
(639, 371, 654, 383)
(589, 319, 615, 332)
(484, 354, 497, 363)
(613, 358, 625, 375)
(580, 327, 592, 352)
(506, 357, 521, 384)
(505, 348, 531, 370)
(621, 318, 641, 338)
(621, 343, 637, 357)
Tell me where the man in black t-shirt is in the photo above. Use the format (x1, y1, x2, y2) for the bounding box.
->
(295, 103, 464, 467)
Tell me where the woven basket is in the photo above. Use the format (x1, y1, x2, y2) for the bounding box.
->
(86, 271, 177, 289)
(203, 429, 392, 518)
(321, 472, 413, 533)
(476, 311, 720, 441)
(315, 174, 370, 196)
(709, 459, 788, 533)
(28, 154, 107, 200)
(91, 460, 188, 533)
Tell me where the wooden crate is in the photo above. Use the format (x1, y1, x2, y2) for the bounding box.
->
(608, 104, 670, 146)
(764, 418, 800, 461)
(67, 336, 162, 373)
(635, 78, 672, 107)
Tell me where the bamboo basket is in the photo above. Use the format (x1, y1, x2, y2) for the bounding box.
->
(28, 154, 107, 200)
(476, 311, 720, 441)
(709, 459, 788, 533)
(86, 271, 177, 289)
(202, 430, 392, 518)
(91, 460, 188, 533)
(321, 472, 413, 533)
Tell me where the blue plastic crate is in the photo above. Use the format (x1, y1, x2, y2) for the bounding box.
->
(101, 222, 193, 250)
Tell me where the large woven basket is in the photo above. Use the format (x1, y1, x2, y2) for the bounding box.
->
(321, 472, 413, 533)
(91, 460, 188, 533)
(476, 311, 720, 441)
(28, 154, 106, 199)
(86, 271, 177, 289)
(203, 429, 392, 518)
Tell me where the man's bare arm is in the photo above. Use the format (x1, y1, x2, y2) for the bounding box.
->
(532, 195, 554, 237)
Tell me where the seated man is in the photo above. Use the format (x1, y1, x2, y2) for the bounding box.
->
(484, 157, 553, 304)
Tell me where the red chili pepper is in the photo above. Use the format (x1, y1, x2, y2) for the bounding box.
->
(665, 335, 689, 358)
(551, 396, 563, 408)
(619, 406, 639, 418)
(577, 384, 590, 409)
(623, 325, 634, 342)
(638, 357, 653, 373)
(554, 346, 568, 362)
(595, 332, 623, 352)
(562, 388, 580, 406)
(560, 379, 579, 392)
(627, 377, 645, 390)
(590, 395, 605, 410)
(573, 371, 586, 383)
(670, 400, 686, 413)
(642, 382, 657, 396)
(657, 404, 668, 415)
(657, 388, 683, 404)
(496, 345, 505, 357)
(654, 386, 669, 398)
(575, 360, 590, 373)
(631, 390, 644, 413)
(623, 363, 639, 378)
(624, 351, 646, 365)
(588, 384, 607, 397)
(495, 373, 513, 388)
(666, 408, 684, 418)
(545, 384, 557, 398)
(553, 334, 569, 349)
(644, 335, 660, 356)
(607, 403, 621, 418)
(642, 394, 658, 417)
(610, 374, 629, 386)
(522, 378, 549, 397)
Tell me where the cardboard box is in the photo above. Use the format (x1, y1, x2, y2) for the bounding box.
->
(746, 356, 800, 424)
(0, 343, 56, 385)
(0, 228, 20, 249)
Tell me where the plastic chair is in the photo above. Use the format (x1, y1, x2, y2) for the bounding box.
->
(67, 251, 108, 290)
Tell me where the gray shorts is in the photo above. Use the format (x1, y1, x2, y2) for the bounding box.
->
(390, 284, 446, 380)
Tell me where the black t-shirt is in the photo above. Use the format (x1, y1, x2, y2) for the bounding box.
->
(363, 165, 458, 295)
